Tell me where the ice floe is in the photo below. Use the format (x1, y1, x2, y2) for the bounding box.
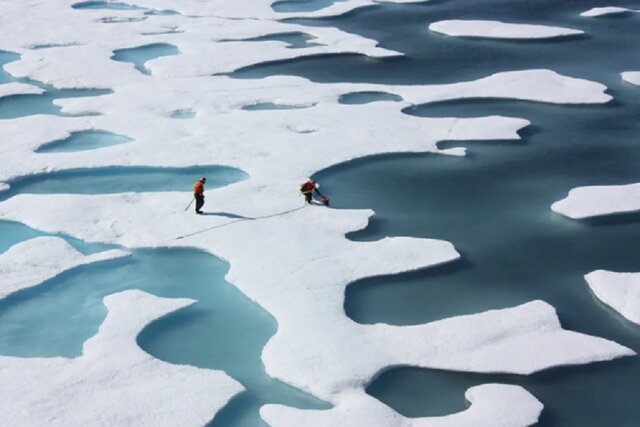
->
(0, 82, 45, 98)
(263, 385, 543, 427)
(0, 236, 128, 299)
(429, 20, 584, 40)
(581, 7, 638, 17)
(552, 182, 640, 219)
(622, 71, 640, 85)
(0, 290, 244, 426)
(586, 270, 640, 325)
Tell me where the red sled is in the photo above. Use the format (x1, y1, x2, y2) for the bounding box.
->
(321, 196, 330, 206)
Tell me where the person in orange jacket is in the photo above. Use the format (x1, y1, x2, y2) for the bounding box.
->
(193, 177, 206, 214)
(300, 179, 329, 205)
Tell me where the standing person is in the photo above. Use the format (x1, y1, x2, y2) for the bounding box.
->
(193, 177, 206, 214)
(300, 179, 328, 205)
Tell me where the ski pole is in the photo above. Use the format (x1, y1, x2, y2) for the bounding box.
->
(184, 197, 195, 212)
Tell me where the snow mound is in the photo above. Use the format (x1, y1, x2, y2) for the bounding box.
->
(581, 7, 637, 17)
(0, 289, 243, 426)
(263, 385, 542, 427)
(429, 20, 584, 39)
(622, 71, 640, 85)
(0, 236, 129, 299)
(552, 182, 640, 219)
(586, 270, 640, 325)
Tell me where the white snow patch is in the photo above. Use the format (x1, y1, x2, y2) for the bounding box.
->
(0, 82, 45, 98)
(552, 182, 640, 219)
(429, 20, 584, 39)
(586, 270, 640, 325)
(0, 237, 129, 299)
(0, 183, 8, 192)
(581, 7, 638, 17)
(0, 290, 244, 426)
(622, 71, 640, 86)
(263, 385, 542, 427)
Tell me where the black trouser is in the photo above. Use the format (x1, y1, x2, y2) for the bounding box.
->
(195, 193, 205, 212)
(304, 192, 312, 203)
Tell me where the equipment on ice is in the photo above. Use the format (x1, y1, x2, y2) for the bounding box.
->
(300, 179, 329, 206)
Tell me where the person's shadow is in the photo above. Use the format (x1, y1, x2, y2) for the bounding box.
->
(201, 212, 253, 220)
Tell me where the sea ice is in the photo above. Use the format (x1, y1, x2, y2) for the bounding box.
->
(585, 270, 640, 325)
(622, 71, 640, 86)
(0, 0, 632, 424)
(429, 20, 584, 40)
(551, 182, 640, 219)
(0, 237, 128, 299)
(0, 82, 45, 98)
(0, 290, 243, 426)
(580, 7, 638, 17)
(263, 385, 543, 427)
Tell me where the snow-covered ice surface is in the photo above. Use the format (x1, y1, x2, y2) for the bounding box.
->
(263, 385, 543, 427)
(622, 72, 640, 85)
(0, 0, 637, 425)
(581, 7, 639, 17)
(586, 270, 640, 325)
(0, 290, 244, 426)
(0, 82, 45, 98)
(0, 236, 128, 299)
(429, 20, 584, 40)
(552, 182, 640, 219)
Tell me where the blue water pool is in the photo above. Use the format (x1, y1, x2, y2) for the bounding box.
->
(72, 1, 144, 11)
(338, 91, 402, 104)
(272, 0, 347, 13)
(231, 32, 319, 49)
(0, 165, 248, 201)
(36, 130, 133, 153)
(242, 102, 312, 111)
(111, 43, 180, 75)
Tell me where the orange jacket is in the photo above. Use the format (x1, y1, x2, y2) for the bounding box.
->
(193, 180, 205, 195)
(300, 180, 315, 194)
